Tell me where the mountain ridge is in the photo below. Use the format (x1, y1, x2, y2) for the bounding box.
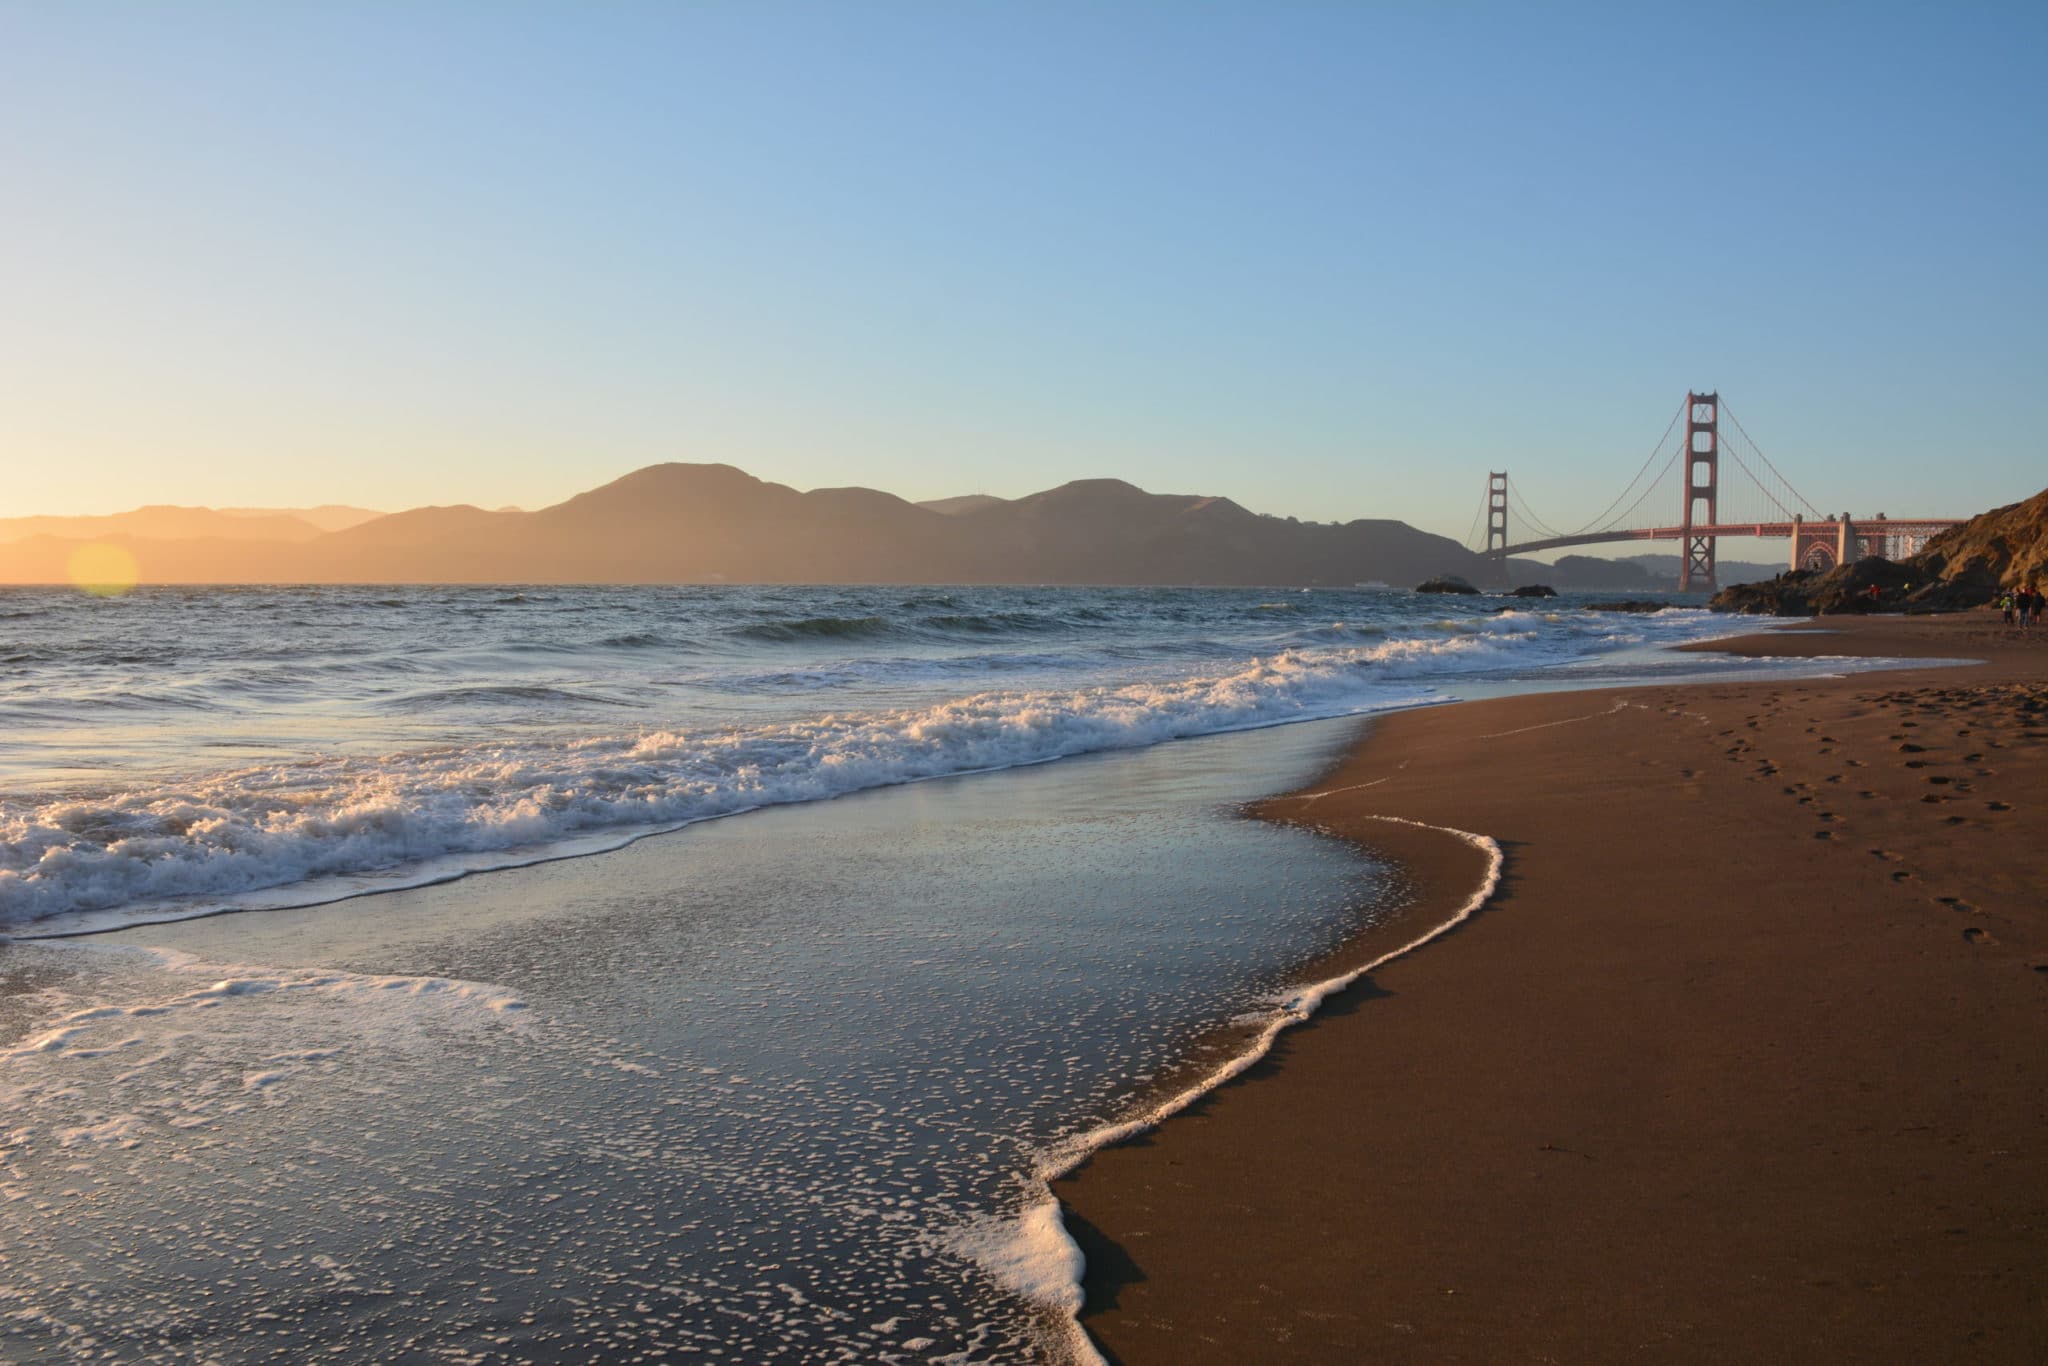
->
(0, 462, 1490, 587)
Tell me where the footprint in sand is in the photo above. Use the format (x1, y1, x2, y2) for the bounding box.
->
(1891, 870, 1913, 883)
(1963, 928, 1995, 945)
(1898, 742, 1927, 753)
(1987, 801, 2013, 812)
(1935, 895, 1973, 912)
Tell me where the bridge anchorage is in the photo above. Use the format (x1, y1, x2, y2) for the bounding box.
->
(1474, 392, 1964, 593)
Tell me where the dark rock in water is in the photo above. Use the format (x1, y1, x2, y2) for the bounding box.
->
(1710, 557, 1919, 616)
(1416, 575, 1480, 595)
(1581, 600, 1668, 613)
(1508, 584, 1557, 598)
(1709, 572, 1815, 616)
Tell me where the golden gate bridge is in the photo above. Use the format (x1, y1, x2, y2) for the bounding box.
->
(1470, 392, 1964, 591)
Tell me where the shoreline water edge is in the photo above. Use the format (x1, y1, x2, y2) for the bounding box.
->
(2, 596, 2026, 1363)
(1053, 611, 2048, 1364)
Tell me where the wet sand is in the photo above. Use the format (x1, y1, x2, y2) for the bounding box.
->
(1055, 613, 2048, 1363)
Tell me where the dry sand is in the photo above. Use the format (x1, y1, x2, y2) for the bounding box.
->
(1055, 613, 2048, 1364)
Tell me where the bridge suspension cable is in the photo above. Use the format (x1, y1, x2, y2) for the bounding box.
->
(1507, 486, 1569, 541)
(1600, 443, 1685, 535)
(1719, 402, 1823, 522)
(1462, 495, 1487, 553)
(1569, 395, 1689, 537)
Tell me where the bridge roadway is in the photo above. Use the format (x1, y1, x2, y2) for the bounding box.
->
(1499, 518, 1964, 561)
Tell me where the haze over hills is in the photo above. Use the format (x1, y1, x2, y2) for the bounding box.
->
(916, 494, 1009, 517)
(0, 506, 332, 545)
(0, 464, 1501, 588)
(216, 505, 386, 532)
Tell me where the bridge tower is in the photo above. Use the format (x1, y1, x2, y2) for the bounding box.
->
(1678, 391, 1720, 591)
(1485, 472, 1508, 575)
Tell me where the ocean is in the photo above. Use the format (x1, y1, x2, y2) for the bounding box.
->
(0, 584, 1877, 1361)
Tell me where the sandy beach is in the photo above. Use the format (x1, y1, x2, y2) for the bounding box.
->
(1056, 612, 2048, 1363)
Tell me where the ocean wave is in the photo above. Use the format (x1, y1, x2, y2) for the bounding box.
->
(695, 649, 1106, 693)
(735, 616, 895, 643)
(917, 612, 1065, 635)
(0, 638, 1472, 932)
(376, 683, 638, 712)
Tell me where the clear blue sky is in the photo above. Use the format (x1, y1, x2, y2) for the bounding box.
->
(3, 2, 2042, 549)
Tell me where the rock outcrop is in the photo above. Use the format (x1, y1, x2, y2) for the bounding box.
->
(1509, 584, 1557, 598)
(1710, 558, 1919, 616)
(1899, 486, 2048, 605)
(1712, 486, 2048, 615)
(1416, 575, 1481, 594)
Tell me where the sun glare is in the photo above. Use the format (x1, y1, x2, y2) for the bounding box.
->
(68, 542, 140, 597)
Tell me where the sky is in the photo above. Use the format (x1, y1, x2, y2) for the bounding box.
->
(2, 1, 2043, 551)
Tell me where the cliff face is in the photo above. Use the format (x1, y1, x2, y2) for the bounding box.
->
(1711, 487, 2048, 615)
(0, 464, 1491, 587)
(1906, 487, 2048, 602)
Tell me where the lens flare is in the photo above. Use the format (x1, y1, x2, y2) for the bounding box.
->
(67, 542, 140, 597)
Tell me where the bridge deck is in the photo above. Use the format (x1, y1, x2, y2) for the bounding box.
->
(1498, 519, 1964, 558)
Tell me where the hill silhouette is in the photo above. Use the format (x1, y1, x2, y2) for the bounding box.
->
(0, 463, 1489, 587)
(0, 506, 329, 544)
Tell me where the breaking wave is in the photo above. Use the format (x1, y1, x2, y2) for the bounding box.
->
(0, 637, 1493, 933)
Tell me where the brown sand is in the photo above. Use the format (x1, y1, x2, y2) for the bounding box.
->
(1054, 613, 2048, 1363)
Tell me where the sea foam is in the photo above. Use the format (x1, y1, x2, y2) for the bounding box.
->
(955, 815, 1506, 1361)
(2, 637, 1503, 934)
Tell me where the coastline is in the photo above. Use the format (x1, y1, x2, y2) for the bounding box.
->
(1053, 612, 2048, 1363)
